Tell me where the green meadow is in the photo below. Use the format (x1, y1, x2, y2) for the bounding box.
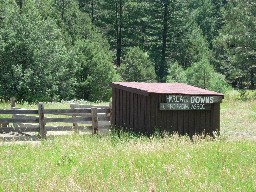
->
(0, 93, 256, 191)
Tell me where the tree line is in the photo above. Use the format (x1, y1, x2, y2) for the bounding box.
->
(0, 0, 255, 103)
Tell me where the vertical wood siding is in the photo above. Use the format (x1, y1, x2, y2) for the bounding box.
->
(112, 89, 220, 136)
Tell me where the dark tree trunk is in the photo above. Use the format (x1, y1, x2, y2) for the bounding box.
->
(91, 0, 94, 23)
(61, 0, 65, 21)
(116, 0, 122, 67)
(16, 0, 23, 10)
(250, 69, 255, 89)
(160, 1, 169, 82)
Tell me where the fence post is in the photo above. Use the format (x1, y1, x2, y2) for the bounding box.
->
(109, 102, 112, 124)
(38, 102, 46, 139)
(10, 97, 16, 108)
(91, 107, 98, 134)
(70, 104, 79, 130)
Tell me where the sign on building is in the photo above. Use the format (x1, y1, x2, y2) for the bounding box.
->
(160, 95, 223, 110)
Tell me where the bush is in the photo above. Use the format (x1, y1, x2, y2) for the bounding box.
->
(74, 39, 120, 102)
(119, 47, 156, 82)
(186, 58, 230, 93)
(0, 2, 76, 103)
(166, 62, 187, 83)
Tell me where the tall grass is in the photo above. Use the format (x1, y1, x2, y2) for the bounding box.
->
(220, 94, 256, 138)
(0, 134, 256, 191)
(1, 91, 256, 191)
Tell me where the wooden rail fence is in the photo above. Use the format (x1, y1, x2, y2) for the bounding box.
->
(0, 102, 111, 139)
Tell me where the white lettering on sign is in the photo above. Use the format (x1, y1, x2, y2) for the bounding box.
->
(190, 96, 213, 104)
(166, 95, 190, 103)
(160, 103, 211, 110)
(160, 95, 222, 110)
(166, 95, 216, 104)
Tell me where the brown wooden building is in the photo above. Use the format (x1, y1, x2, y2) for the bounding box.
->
(110, 82, 224, 137)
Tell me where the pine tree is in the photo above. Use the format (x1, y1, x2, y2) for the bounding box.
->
(213, 0, 256, 89)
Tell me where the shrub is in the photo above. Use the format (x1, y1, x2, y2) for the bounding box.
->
(119, 47, 156, 82)
(166, 62, 187, 83)
(186, 58, 230, 93)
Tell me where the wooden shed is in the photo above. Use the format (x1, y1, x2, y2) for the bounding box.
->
(110, 82, 224, 137)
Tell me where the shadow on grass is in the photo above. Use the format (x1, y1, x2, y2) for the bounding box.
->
(0, 128, 111, 144)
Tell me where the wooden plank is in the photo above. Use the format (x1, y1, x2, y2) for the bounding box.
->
(53, 113, 110, 118)
(123, 89, 127, 128)
(145, 96, 150, 134)
(129, 92, 134, 130)
(0, 118, 38, 123)
(13, 123, 38, 128)
(109, 102, 112, 124)
(70, 104, 92, 108)
(0, 127, 39, 133)
(188, 111, 195, 138)
(115, 89, 120, 127)
(200, 111, 206, 136)
(44, 109, 91, 114)
(160, 95, 166, 132)
(139, 95, 144, 133)
(120, 89, 124, 128)
(177, 111, 184, 135)
(183, 111, 189, 136)
(45, 108, 109, 114)
(133, 93, 138, 133)
(46, 126, 88, 131)
(44, 117, 91, 123)
(70, 104, 79, 128)
(205, 110, 211, 135)
(162, 94, 169, 133)
(141, 95, 146, 133)
(211, 103, 220, 136)
(112, 88, 116, 125)
(155, 94, 160, 132)
(38, 103, 46, 139)
(70, 104, 109, 109)
(194, 111, 201, 135)
(50, 113, 91, 117)
(91, 107, 98, 134)
(10, 97, 16, 108)
(172, 111, 178, 134)
(0, 109, 38, 114)
(12, 114, 38, 119)
(126, 91, 130, 129)
(150, 94, 157, 133)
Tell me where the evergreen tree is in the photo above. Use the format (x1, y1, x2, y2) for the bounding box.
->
(166, 62, 187, 83)
(148, 0, 208, 81)
(186, 58, 229, 93)
(213, 0, 256, 89)
(119, 47, 156, 82)
(0, 0, 75, 102)
(51, 0, 119, 101)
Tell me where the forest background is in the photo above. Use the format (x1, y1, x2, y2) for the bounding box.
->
(0, 0, 255, 103)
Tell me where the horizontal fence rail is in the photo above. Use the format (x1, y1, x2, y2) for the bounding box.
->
(0, 101, 111, 139)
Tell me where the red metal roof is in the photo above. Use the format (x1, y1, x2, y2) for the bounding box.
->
(111, 82, 224, 97)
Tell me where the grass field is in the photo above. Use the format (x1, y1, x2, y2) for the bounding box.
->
(0, 134, 256, 191)
(0, 92, 256, 191)
(220, 93, 256, 139)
